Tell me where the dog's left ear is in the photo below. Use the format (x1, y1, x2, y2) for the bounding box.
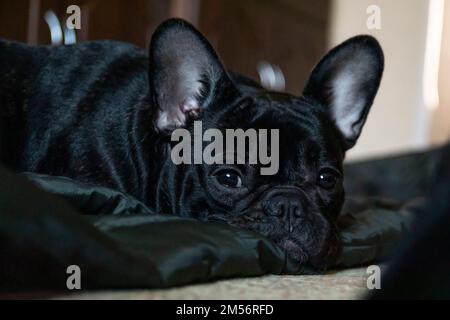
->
(303, 35, 384, 149)
(149, 18, 237, 133)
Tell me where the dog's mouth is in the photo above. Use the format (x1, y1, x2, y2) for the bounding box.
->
(206, 208, 341, 270)
(277, 229, 341, 270)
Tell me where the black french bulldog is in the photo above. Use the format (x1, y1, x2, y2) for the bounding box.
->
(0, 19, 383, 269)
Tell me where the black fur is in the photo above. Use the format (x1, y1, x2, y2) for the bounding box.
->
(0, 19, 384, 269)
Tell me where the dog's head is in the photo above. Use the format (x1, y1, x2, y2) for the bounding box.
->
(150, 19, 384, 269)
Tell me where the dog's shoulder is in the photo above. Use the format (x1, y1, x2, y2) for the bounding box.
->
(40, 40, 147, 72)
(1, 39, 148, 84)
(26, 40, 149, 104)
(53, 40, 146, 60)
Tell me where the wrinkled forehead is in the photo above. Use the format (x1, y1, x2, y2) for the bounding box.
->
(211, 93, 324, 135)
(206, 93, 345, 167)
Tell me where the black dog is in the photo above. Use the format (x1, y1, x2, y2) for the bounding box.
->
(0, 19, 383, 269)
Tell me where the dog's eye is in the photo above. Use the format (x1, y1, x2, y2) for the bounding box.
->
(317, 169, 338, 190)
(215, 170, 243, 188)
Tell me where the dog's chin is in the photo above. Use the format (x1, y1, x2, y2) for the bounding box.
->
(278, 231, 341, 271)
(206, 211, 341, 270)
(278, 239, 309, 264)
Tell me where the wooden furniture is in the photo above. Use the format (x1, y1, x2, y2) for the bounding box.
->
(0, 0, 330, 93)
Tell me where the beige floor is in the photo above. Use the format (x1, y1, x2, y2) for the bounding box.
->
(56, 268, 370, 300)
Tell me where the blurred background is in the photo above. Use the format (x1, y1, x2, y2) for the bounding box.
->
(0, 0, 448, 160)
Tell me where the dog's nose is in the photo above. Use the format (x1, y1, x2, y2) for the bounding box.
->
(263, 191, 304, 219)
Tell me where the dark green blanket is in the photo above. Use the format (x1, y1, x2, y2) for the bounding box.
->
(1, 145, 447, 291)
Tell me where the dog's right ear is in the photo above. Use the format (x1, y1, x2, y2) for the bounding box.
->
(149, 19, 237, 133)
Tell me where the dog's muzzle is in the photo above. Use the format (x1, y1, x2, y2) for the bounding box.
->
(261, 186, 339, 269)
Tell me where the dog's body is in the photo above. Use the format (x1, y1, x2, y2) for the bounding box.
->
(0, 40, 158, 203)
(0, 19, 383, 268)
